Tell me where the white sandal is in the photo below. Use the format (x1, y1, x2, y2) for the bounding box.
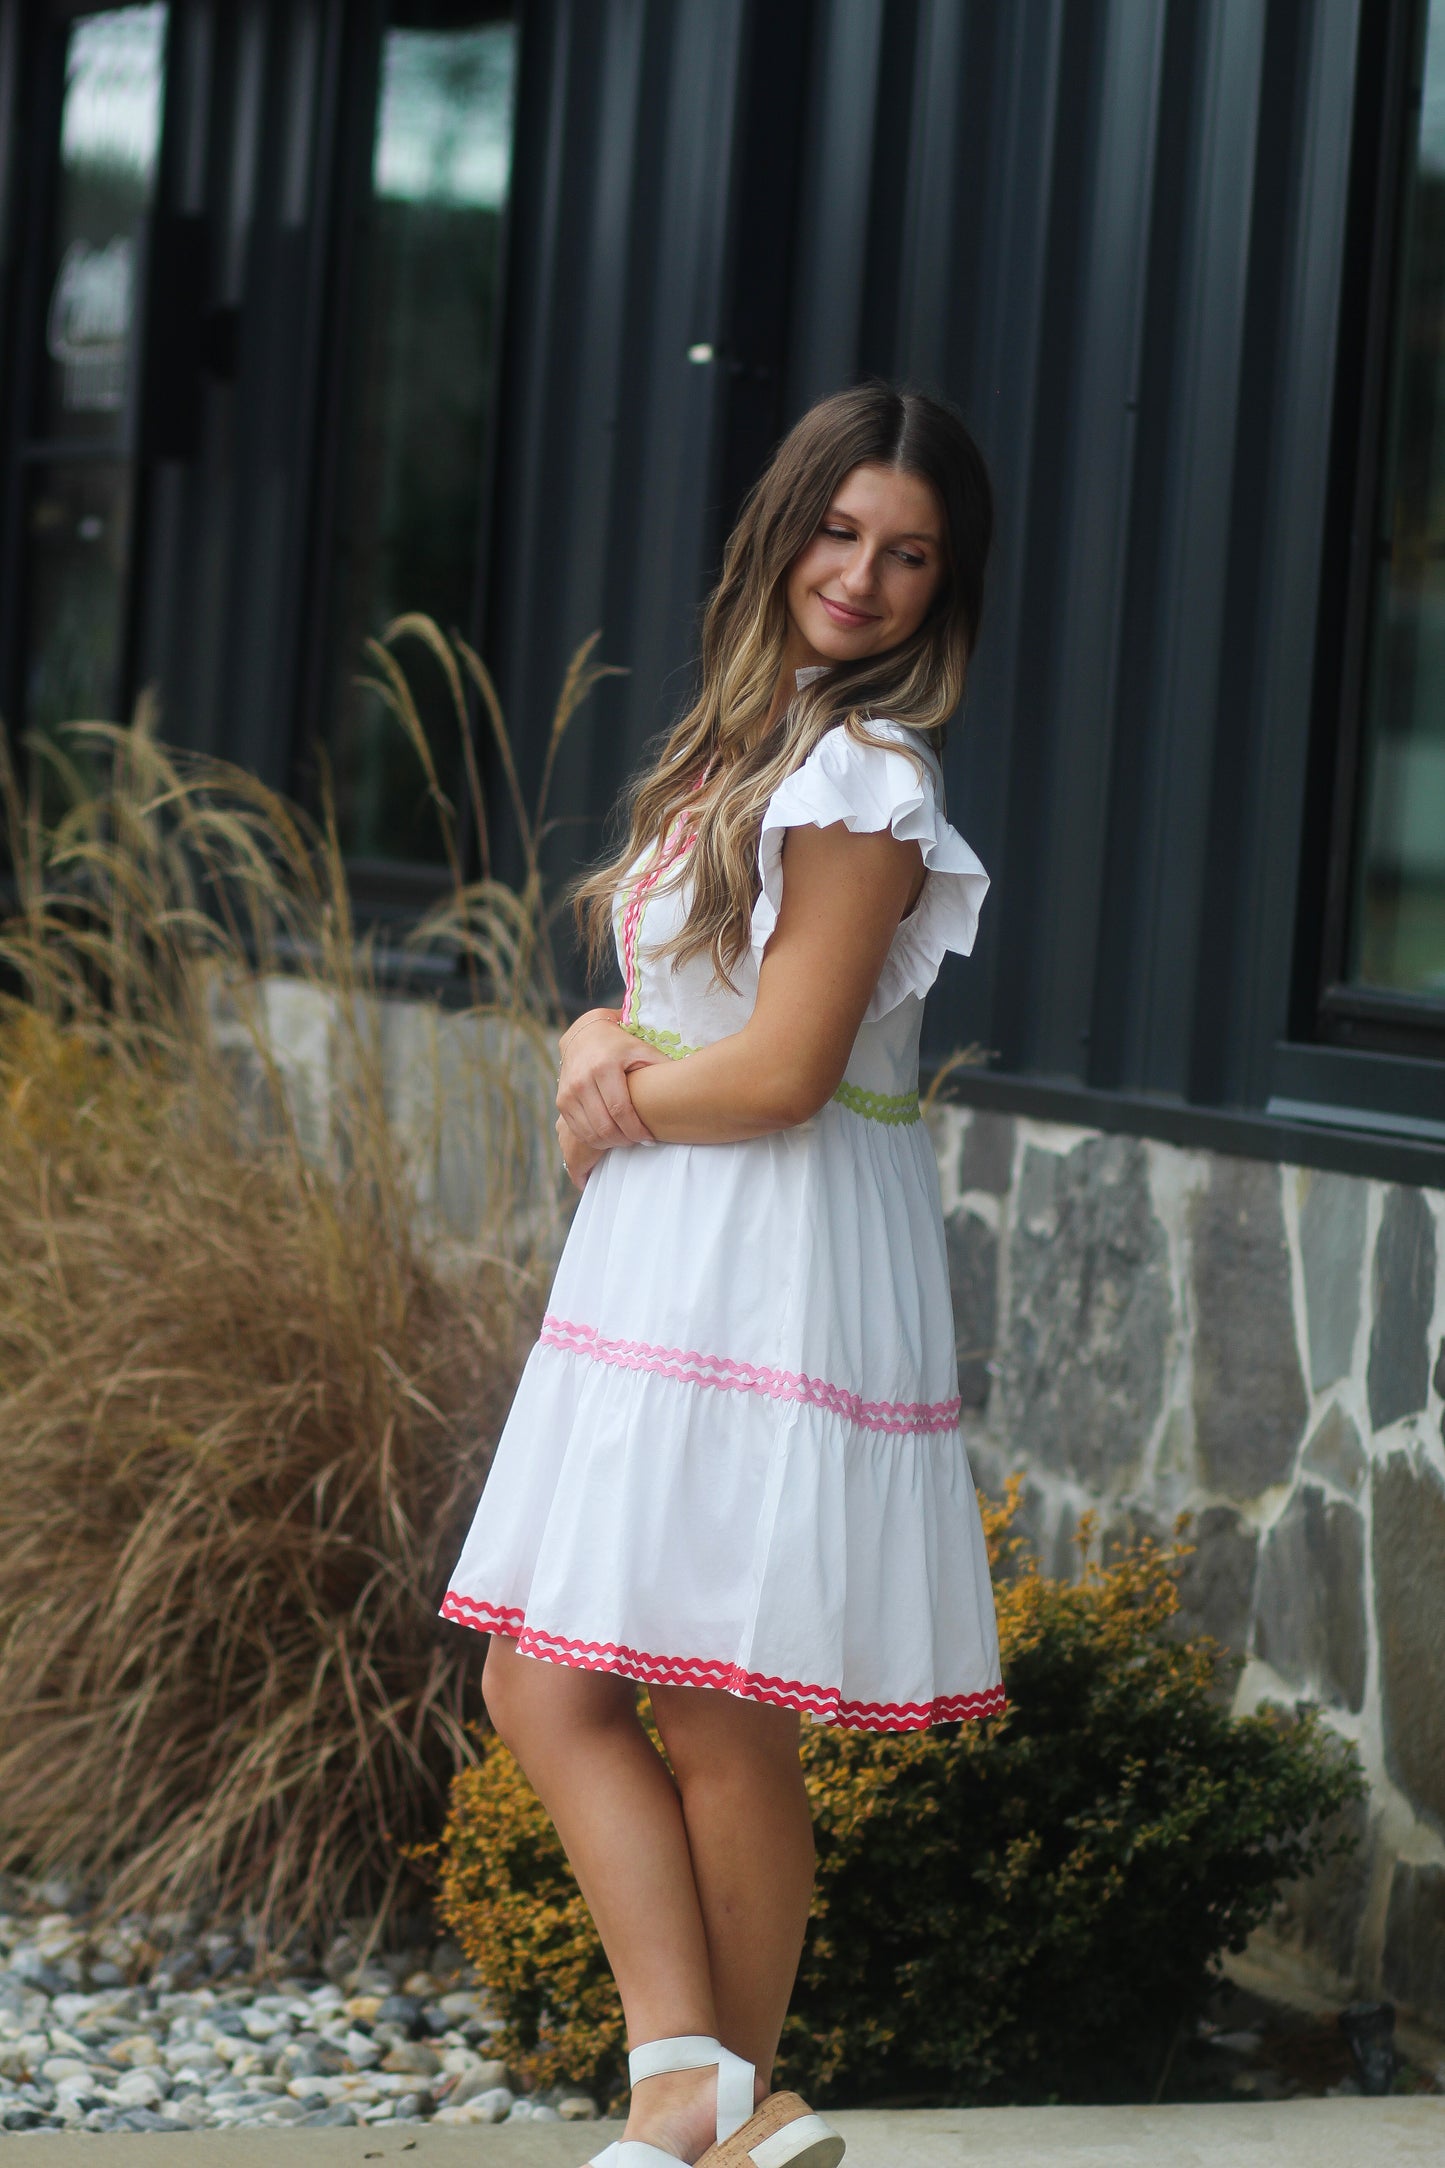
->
(586, 2033, 844, 2168)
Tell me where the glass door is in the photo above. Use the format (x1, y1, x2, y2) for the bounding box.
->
(323, 3, 519, 876)
(12, 4, 169, 766)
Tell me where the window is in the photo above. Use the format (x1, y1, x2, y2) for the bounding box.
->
(324, 6, 518, 873)
(1344, 0, 1445, 1007)
(19, 5, 168, 757)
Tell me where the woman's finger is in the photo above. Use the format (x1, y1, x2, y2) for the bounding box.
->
(557, 1056, 636, 1148)
(621, 1044, 672, 1073)
(596, 1068, 654, 1145)
(556, 1114, 591, 1191)
(577, 1075, 630, 1150)
(557, 1076, 611, 1153)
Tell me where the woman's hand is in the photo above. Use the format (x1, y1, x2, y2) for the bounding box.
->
(556, 1007, 671, 1154)
(556, 1112, 603, 1191)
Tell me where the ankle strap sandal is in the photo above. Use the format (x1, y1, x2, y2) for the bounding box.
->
(587, 2033, 843, 2168)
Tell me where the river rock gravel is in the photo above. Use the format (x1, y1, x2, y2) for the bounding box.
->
(0, 1874, 598, 2134)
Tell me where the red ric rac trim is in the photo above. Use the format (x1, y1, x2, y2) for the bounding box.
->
(539, 1314, 962, 1435)
(439, 1593, 1006, 1733)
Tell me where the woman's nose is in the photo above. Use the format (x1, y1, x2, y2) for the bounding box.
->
(840, 547, 879, 594)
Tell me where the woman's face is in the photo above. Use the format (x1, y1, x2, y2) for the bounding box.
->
(785, 462, 946, 665)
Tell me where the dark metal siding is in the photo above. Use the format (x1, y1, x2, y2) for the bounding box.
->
(487, 0, 1368, 1118)
(4, 0, 1420, 1149)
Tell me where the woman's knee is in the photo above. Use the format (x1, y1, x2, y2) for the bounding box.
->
(483, 1638, 642, 1754)
(480, 1635, 531, 1747)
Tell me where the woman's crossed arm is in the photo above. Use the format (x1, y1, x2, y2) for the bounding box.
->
(556, 822, 922, 1182)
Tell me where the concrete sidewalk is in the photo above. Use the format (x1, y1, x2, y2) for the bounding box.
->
(12, 2100, 1444, 2163)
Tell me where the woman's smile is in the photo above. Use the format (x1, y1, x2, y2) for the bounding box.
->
(819, 595, 880, 627)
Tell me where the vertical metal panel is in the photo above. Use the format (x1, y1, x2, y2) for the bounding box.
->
(1012, 0, 1168, 1081)
(485, 0, 757, 891)
(481, 0, 656, 860)
(712, 3, 812, 525)
(785, 0, 886, 409)
(893, 0, 974, 388)
(1225, 0, 1363, 1106)
(1117, 0, 1265, 1094)
(937, 2, 1066, 1060)
(615, 1, 748, 753)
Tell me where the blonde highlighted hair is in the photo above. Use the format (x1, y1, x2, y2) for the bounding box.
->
(574, 381, 994, 987)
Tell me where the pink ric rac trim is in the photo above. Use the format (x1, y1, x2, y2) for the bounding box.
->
(619, 819, 695, 1027)
(538, 1313, 962, 1435)
(439, 1593, 1007, 1733)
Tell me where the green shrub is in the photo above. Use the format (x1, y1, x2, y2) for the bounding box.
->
(432, 1496, 1363, 2106)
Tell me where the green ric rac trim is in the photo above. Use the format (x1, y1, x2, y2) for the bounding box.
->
(831, 1081, 921, 1126)
(623, 1022, 696, 1060)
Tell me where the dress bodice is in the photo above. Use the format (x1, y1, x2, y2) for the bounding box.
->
(610, 719, 989, 1124)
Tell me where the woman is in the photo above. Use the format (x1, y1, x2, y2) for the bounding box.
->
(442, 382, 1005, 2168)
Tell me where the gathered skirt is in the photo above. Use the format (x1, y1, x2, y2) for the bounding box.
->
(442, 1104, 1005, 1731)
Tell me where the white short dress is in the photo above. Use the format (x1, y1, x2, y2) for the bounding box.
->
(441, 714, 1006, 1732)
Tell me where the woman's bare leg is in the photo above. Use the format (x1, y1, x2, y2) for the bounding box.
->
(482, 1640, 718, 2157)
(649, 1685, 816, 2085)
(481, 1637, 716, 2038)
(482, 1646, 813, 2162)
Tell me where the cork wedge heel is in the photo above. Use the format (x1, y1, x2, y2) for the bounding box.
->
(694, 2089, 845, 2168)
(583, 2035, 843, 2168)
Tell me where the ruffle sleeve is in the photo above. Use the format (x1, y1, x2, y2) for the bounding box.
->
(750, 722, 990, 1021)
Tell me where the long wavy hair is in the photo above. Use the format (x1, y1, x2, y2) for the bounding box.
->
(574, 381, 993, 988)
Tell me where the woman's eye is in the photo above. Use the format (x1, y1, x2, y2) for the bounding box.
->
(897, 550, 926, 567)
(822, 525, 854, 541)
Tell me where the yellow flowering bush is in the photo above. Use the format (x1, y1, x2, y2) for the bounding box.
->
(431, 1489, 1362, 2107)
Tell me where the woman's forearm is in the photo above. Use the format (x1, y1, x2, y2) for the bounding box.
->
(625, 1030, 833, 1144)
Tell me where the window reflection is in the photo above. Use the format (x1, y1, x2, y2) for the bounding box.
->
(21, 3, 167, 795)
(43, 4, 168, 440)
(1351, 0, 1445, 997)
(329, 13, 517, 869)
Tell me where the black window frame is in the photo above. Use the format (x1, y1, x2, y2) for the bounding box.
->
(1306, 0, 1445, 1066)
(290, 0, 522, 937)
(0, 0, 177, 783)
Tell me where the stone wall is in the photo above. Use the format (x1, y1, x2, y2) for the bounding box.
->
(933, 1103, 1445, 2030)
(250, 976, 1445, 2025)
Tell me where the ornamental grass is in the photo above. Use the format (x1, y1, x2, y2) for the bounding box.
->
(0, 619, 612, 1951)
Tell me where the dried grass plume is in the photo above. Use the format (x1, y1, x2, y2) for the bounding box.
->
(0, 621, 604, 1951)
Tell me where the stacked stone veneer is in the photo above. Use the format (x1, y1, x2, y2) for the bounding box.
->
(932, 1104, 1445, 2031)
